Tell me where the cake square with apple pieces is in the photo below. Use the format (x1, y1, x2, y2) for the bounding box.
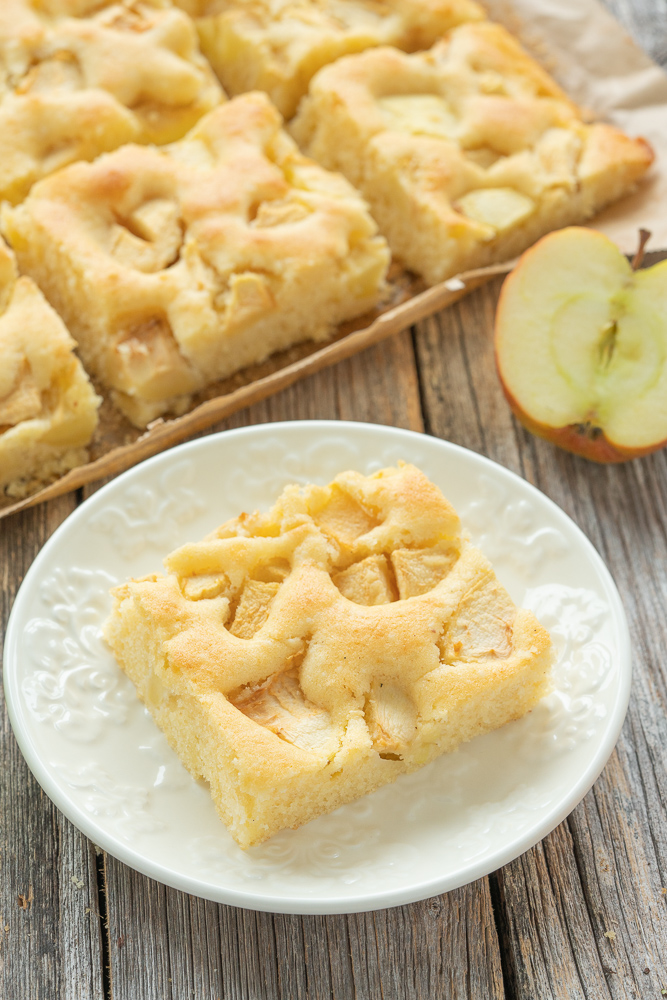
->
(0, 0, 223, 205)
(174, 0, 484, 120)
(2, 92, 390, 428)
(104, 462, 552, 849)
(0, 237, 100, 499)
(290, 21, 654, 286)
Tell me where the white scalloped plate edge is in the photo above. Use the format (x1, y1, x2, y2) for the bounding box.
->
(4, 421, 632, 914)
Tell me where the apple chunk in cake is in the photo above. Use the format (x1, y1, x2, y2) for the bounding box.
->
(2, 93, 389, 428)
(0, 239, 100, 498)
(175, 0, 483, 120)
(0, 0, 223, 204)
(291, 22, 654, 285)
(104, 463, 552, 848)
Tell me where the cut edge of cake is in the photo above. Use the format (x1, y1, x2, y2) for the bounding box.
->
(0, 238, 101, 498)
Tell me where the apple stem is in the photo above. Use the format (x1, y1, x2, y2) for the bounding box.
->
(631, 228, 651, 270)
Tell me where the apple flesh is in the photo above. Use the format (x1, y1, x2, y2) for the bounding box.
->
(495, 227, 667, 463)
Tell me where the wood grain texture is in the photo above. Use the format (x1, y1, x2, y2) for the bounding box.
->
(103, 869, 504, 1000)
(0, 497, 105, 1000)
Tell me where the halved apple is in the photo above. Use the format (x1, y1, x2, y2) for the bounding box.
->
(495, 227, 667, 463)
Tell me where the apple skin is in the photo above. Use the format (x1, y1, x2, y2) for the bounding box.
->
(494, 227, 667, 464)
(499, 378, 667, 464)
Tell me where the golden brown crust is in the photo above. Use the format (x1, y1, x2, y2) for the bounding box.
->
(2, 92, 389, 428)
(0, 0, 223, 203)
(176, 0, 484, 119)
(0, 238, 100, 497)
(104, 463, 552, 847)
(291, 22, 654, 285)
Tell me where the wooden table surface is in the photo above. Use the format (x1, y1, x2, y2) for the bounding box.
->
(3, 3, 667, 998)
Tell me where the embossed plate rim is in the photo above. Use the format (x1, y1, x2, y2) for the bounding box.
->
(4, 421, 632, 914)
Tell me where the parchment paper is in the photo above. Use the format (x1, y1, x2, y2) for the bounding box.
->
(485, 0, 667, 251)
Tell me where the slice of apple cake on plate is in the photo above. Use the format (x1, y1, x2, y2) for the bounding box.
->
(291, 21, 653, 285)
(104, 463, 552, 848)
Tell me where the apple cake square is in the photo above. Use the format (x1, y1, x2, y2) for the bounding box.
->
(0, 238, 100, 499)
(291, 21, 654, 285)
(0, 0, 223, 204)
(104, 463, 552, 848)
(2, 92, 390, 428)
(175, 0, 484, 120)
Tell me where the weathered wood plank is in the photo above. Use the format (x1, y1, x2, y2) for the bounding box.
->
(365, 885, 505, 999)
(0, 497, 105, 1000)
(413, 275, 667, 998)
(104, 877, 504, 1000)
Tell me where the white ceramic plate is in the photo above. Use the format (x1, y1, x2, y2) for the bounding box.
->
(4, 421, 631, 914)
